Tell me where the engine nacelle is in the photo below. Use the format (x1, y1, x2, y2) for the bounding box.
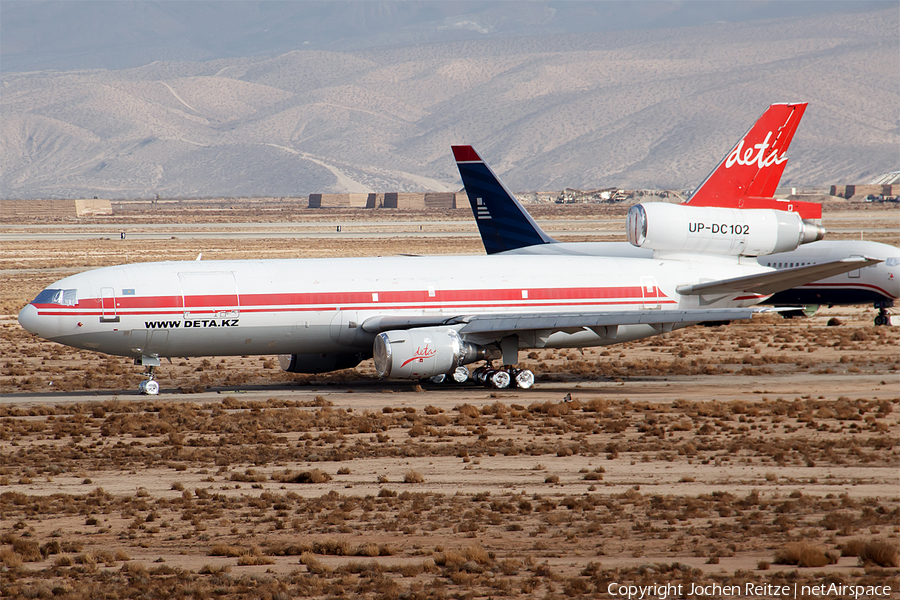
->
(373, 327, 484, 379)
(626, 203, 825, 257)
(279, 353, 367, 374)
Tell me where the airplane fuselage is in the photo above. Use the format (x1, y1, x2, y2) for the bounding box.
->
(19, 253, 768, 360)
(503, 240, 900, 307)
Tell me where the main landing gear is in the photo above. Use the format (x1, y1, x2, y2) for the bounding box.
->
(135, 355, 161, 395)
(428, 364, 535, 389)
(874, 300, 894, 327)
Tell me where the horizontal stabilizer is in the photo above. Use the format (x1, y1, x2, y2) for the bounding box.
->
(676, 257, 882, 296)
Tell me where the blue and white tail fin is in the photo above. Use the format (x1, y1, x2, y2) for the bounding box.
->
(452, 145, 557, 254)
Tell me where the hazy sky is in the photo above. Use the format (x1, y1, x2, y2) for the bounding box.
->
(2, 1, 892, 72)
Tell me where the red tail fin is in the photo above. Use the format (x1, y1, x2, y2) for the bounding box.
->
(688, 103, 821, 220)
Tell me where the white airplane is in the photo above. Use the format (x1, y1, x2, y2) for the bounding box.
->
(455, 103, 899, 325)
(18, 151, 876, 395)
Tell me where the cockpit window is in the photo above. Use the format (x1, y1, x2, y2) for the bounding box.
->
(886, 257, 899, 267)
(32, 289, 78, 306)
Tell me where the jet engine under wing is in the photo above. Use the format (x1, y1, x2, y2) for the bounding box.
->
(676, 257, 882, 296)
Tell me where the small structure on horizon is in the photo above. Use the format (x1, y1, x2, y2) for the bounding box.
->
(0, 198, 113, 218)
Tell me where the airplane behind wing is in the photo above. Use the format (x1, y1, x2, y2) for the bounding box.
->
(18, 147, 876, 395)
(452, 105, 899, 324)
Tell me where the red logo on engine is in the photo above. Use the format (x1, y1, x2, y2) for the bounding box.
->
(400, 345, 437, 368)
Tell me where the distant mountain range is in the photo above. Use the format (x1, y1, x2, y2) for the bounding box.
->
(1, 3, 897, 199)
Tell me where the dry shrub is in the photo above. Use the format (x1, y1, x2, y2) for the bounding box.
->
(773, 543, 836, 568)
(456, 404, 481, 418)
(299, 552, 329, 575)
(433, 550, 466, 568)
(312, 539, 352, 556)
(199, 564, 231, 574)
(12, 538, 40, 562)
(230, 468, 267, 483)
(54, 555, 74, 567)
(857, 541, 900, 567)
(238, 554, 275, 566)
(404, 470, 424, 483)
(209, 545, 243, 557)
(463, 545, 492, 565)
(399, 563, 424, 577)
(291, 469, 332, 484)
(1, 548, 23, 568)
(839, 539, 867, 557)
(356, 543, 380, 557)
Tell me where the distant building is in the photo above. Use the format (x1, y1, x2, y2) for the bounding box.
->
(309, 192, 466, 209)
(0, 198, 113, 218)
(829, 184, 895, 200)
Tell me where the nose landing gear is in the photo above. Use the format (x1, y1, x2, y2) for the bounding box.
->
(138, 375, 159, 395)
(135, 355, 161, 395)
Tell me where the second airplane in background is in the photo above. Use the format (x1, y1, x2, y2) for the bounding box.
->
(454, 103, 899, 325)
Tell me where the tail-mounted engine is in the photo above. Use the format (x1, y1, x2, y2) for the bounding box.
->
(373, 327, 485, 379)
(626, 203, 825, 257)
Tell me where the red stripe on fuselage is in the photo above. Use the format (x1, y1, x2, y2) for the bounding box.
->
(33, 286, 677, 316)
(797, 282, 894, 298)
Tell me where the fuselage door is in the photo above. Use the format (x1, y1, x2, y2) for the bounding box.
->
(179, 271, 240, 319)
(640, 276, 660, 310)
(100, 287, 119, 322)
(423, 279, 442, 314)
(848, 255, 862, 279)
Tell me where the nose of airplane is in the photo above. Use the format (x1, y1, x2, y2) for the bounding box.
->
(18, 303, 40, 335)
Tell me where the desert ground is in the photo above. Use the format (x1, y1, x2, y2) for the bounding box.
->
(1, 201, 898, 599)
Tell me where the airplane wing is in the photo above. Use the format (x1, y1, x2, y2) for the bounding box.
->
(676, 257, 882, 296)
(362, 308, 756, 336)
(455, 308, 755, 334)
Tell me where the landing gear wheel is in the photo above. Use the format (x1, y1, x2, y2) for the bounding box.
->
(451, 366, 470, 383)
(139, 379, 159, 395)
(137, 363, 159, 395)
(513, 369, 534, 389)
(874, 301, 893, 327)
(488, 370, 511, 389)
(429, 374, 447, 384)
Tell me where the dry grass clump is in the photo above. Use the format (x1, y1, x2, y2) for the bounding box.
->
(209, 544, 244, 557)
(773, 543, 837, 568)
(841, 539, 900, 567)
(403, 470, 424, 484)
(272, 469, 332, 484)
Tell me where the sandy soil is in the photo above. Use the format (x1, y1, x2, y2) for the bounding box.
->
(1, 203, 898, 598)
